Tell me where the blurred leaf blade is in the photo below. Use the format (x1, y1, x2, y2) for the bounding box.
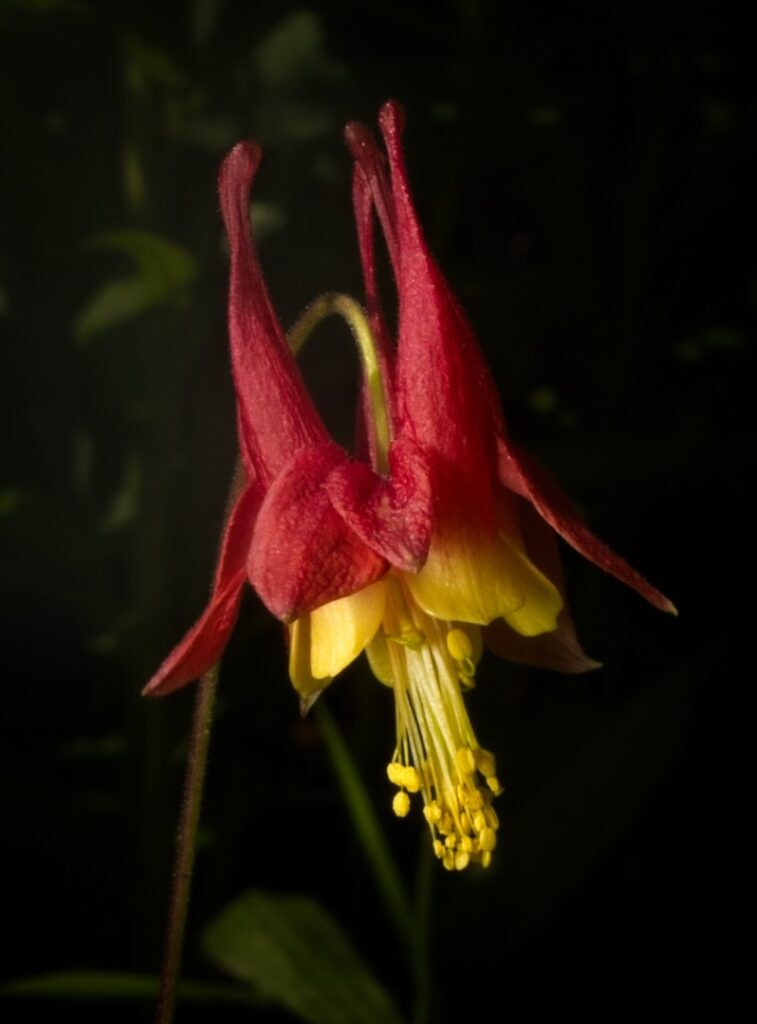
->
(74, 230, 196, 345)
(204, 890, 405, 1024)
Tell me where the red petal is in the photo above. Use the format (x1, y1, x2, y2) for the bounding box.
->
(484, 497, 601, 673)
(142, 571, 247, 697)
(497, 438, 677, 614)
(369, 102, 506, 502)
(143, 483, 261, 696)
(326, 433, 434, 572)
(212, 476, 262, 592)
(350, 158, 397, 465)
(219, 142, 329, 485)
(344, 121, 399, 271)
(484, 616, 601, 674)
(248, 444, 388, 621)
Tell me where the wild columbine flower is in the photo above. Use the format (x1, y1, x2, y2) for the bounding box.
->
(145, 101, 675, 871)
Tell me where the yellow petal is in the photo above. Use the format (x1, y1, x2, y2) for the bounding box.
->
(309, 580, 387, 679)
(288, 615, 329, 703)
(366, 629, 395, 687)
(406, 515, 562, 634)
(497, 532, 564, 636)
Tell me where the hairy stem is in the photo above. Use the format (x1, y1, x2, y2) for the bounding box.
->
(154, 662, 220, 1024)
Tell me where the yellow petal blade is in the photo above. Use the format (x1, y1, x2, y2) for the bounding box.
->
(405, 520, 562, 633)
(288, 615, 328, 703)
(366, 629, 395, 687)
(497, 533, 564, 636)
(309, 580, 387, 679)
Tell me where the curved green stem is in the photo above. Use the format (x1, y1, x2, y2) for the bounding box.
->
(288, 293, 392, 474)
(154, 662, 220, 1024)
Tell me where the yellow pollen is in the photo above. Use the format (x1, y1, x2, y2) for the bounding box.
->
(446, 628, 473, 662)
(423, 802, 442, 824)
(392, 791, 411, 817)
(455, 746, 476, 776)
(479, 827, 497, 852)
(474, 748, 497, 777)
(455, 851, 470, 871)
(459, 785, 484, 810)
(486, 775, 503, 796)
(387, 627, 425, 649)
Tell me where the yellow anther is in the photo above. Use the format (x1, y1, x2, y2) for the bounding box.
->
(445, 833, 457, 850)
(460, 812, 472, 835)
(473, 811, 487, 833)
(460, 656, 476, 678)
(402, 766, 421, 793)
(392, 791, 411, 817)
(455, 851, 470, 871)
(486, 775, 503, 796)
(460, 835, 473, 853)
(481, 851, 492, 869)
(442, 851, 455, 871)
(446, 628, 473, 662)
(486, 806, 500, 828)
(460, 787, 484, 810)
(387, 762, 405, 786)
(433, 840, 445, 859)
(474, 748, 497, 778)
(479, 827, 497, 852)
(423, 802, 442, 824)
(388, 628, 425, 650)
(455, 747, 476, 776)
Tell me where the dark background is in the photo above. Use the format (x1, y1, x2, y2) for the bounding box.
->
(1, 1, 752, 1021)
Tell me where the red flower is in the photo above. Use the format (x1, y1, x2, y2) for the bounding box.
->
(145, 103, 674, 870)
(143, 139, 434, 698)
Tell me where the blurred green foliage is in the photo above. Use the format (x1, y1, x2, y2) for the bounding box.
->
(205, 890, 404, 1024)
(75, 230, 197, 345)
(1, 1, 753, 1022)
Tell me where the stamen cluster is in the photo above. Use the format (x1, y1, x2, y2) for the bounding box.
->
(378, 580, 503, 870)
(388, 743, 501, 870)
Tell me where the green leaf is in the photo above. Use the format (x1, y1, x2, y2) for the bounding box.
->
(0, 971, 260, 1005)
(254, 11, 335, 91)
(204, 891, 405, 1024)
(74, 230, 196, 345)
